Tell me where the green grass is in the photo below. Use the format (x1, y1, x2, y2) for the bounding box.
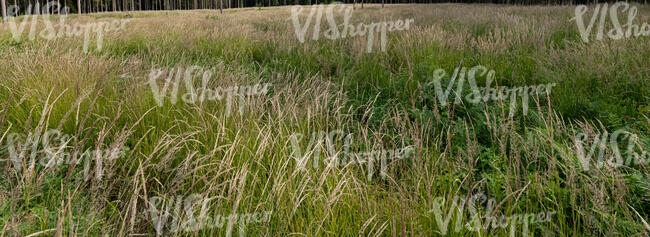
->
(0, 3, 649, 236)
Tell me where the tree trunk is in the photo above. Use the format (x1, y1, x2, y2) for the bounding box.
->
(77, 0, 81, 13)
(1, 0, 6, 22)
(219, 0, 222, 13)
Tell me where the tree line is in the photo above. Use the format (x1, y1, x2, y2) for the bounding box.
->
(1, 0, 648, 24)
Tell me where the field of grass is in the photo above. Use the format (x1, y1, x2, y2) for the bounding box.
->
(1, 3, 649, 236)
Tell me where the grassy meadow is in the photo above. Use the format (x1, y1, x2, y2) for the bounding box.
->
(1, 3, 650, 236)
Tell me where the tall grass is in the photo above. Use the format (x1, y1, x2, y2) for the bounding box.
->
(0, 3, 649, 236)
